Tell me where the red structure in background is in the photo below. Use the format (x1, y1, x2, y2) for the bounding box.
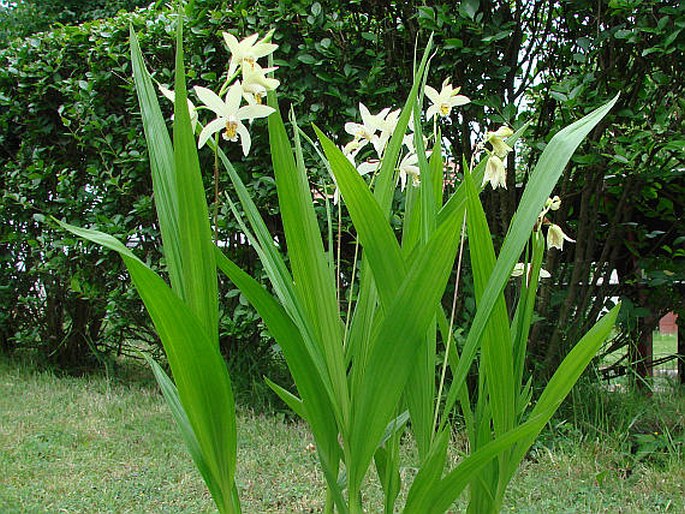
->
(659, 312, 678, 334)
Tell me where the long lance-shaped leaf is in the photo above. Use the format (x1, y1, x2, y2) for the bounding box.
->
(405, 304, 620, 513)
(221, 193, 331, 388)
(129, 27, 183, 300)
(170, 20, 218, 344)
(267, 94, 349, 429)
(208, 139, 302, 330)
(374, 411, 409, 514)
(316, 127, 472, 437)
(504, 303, 621, 483)
(347, 205, 464, 497)
(405, 145, 443, 461)
(58, 222, 237, 513)
(314, 126, 407, 397)
(213, 247, 347, 513)
(211, 142, 335, 416)
(402, 429, 450, 512)
(440, 95, 619, 429)
(265, 378, 306, 418)
(404, 413, 546, 514)
(464, 170, 515, 438)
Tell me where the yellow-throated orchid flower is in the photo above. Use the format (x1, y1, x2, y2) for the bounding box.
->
(485, 126, 514, 158)
(344, 103, 389, 153)
(398, 152, 422, 190)
(194, 83, 274, 155)
(424, 78, 470, 120)
(242, 62, 280, 105)
(223, 30, 278, 77)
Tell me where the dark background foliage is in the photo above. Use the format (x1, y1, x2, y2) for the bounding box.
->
(1, 0, 683, 393)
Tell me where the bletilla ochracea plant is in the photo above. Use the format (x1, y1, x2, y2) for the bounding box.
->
(60, 16, 620, 514)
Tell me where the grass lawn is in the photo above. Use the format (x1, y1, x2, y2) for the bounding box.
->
(653, 332, 679, 370)
(1, 357, 683, 513)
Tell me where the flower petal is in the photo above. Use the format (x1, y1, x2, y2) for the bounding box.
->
(424, 85, 441, 104)
(237, 104, 275, 121)
(224, 83, 244, 113)
(158, 84, 175, 102)
(223, 32, 240, 52)
(236, 121, 252, 156)
(194, 86, 228, 116)
(250, 42, 279, 59)
(450, 95, 470, 107)
(426, 105, 440, 121)
(198, 117, 226, 149)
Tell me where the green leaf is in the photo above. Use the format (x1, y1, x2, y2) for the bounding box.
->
(504, 304, 621, 483)
(213, 247, 347, 513)
(267, 95, 349, 430)
(129, 27, 183, 299)
(141, 354, 218, 495)
(264, 377, 306, 419)
(441, 94, 619, 428)
(464, 170, 514, 437)
(347, 205, 465, 495)
(57, 221, 237, 513)
(171, 19, 218, 344)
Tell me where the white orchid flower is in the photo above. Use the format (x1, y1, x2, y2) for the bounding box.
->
(344, 103, 390, 154)
(373, 108, 401, 156)
(545, 195, 562, 211)
(242, 62, 280, 105)
(485, 126, 514, 158)
(194, 83, 274, 155)
(512, 263, 552, 283)
(483, 154, 507, 190)
(547, 223, 575, 251)
(424, 78, 470, 120)
(223, 30, 278, 77)
(398, 152, 421, 190)
(158, 84, 198, 132)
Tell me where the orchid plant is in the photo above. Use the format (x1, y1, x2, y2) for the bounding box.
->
(60, 15, 620, 514)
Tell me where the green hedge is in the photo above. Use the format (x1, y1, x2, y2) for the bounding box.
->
(1, 0, 522, 372)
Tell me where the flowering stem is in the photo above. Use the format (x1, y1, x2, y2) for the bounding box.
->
(213, 133, 220, 243)
(343, 235, 360, 349)
(218, 69, 241, 97)
(434, 212, 467, 434)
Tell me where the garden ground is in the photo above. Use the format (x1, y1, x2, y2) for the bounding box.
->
(1, 357, 683, 513)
